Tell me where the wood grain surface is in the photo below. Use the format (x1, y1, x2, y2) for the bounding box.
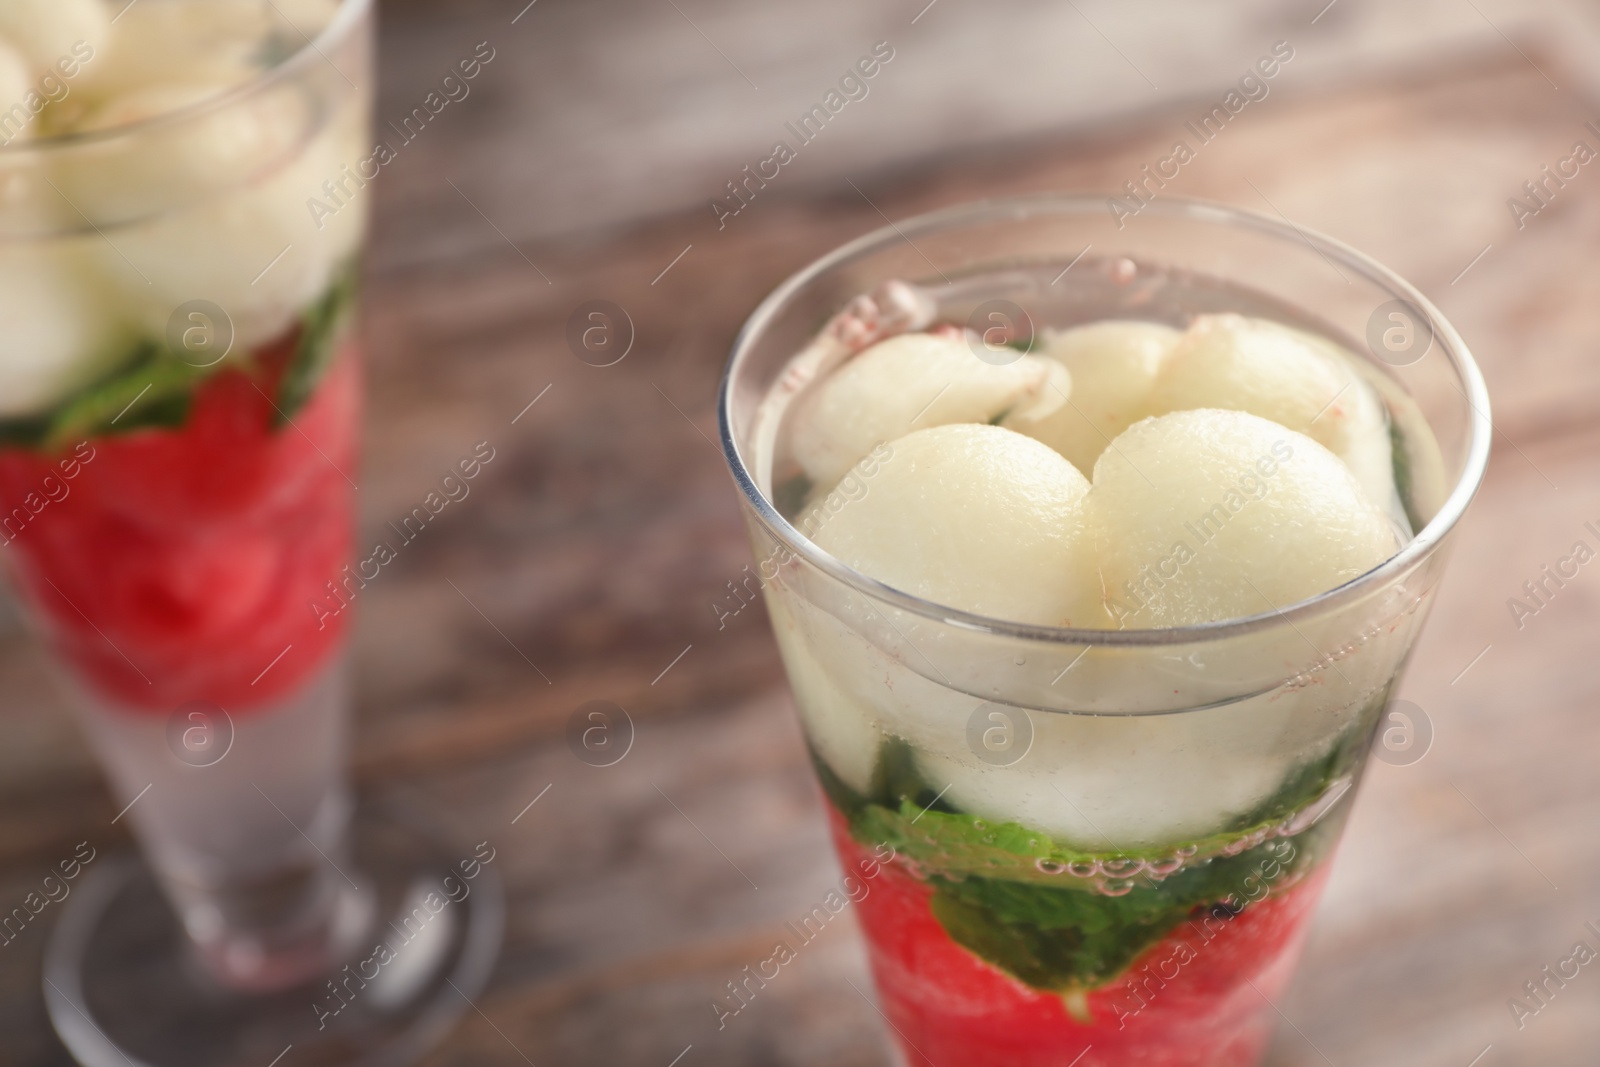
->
(1, 23, 1599, 1067)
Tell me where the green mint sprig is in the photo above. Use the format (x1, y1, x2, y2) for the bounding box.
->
(0, 265, 359, 454)
(816, 707, 1373, 993)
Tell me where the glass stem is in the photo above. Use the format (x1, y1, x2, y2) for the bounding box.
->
(69, 656, 362, 992)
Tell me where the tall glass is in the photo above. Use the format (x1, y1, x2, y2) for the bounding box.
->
(718, 197, 1490, 1066)
(0, 4, 501, 1064)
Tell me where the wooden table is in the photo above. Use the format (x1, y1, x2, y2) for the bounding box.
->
(3, 31, 1599, 1067)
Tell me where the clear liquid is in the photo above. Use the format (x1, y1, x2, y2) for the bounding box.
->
(749, 255, 1443, 849)
(743, 252, 1453, 1061)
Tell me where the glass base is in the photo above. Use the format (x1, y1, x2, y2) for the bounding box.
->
(42, 807, 505, 1067)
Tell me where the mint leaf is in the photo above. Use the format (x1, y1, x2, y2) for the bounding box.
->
(0, 412, 53, 449)
(0, 271, 358, 455)
(1391, 416, 1422, 536)
(0, 341, 199, 451)
(276, 264, 358, 424)
(772, 472, 814, 520)
(924, 823, 1331, 992)
(842, 734, 1357, 890)
(930, 874, 1184, 992)
(871, 736, 958, 816)
(821, 700, 1377, 993)
(44, 343, 215, 451)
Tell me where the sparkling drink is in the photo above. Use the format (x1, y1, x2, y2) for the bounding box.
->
(719, 198, 1490, 1065)
(0, 0, 369, 989)
(0, 5, 504, 1064)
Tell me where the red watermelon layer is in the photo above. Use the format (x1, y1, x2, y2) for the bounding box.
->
(830, 809, 1327, 1067)
(0, 333, 359, 714)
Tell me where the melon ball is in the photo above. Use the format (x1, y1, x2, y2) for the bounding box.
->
(76, 0, 276, 99)
(1004, 319, 1180, 476)
(0, 0, 110, 76)
(59, 78, 364, 350)
(913, 710, 1294, 850)
(1313, 356, 1408, 532)
(0, 40, 36, 143)
(0, 243, 131, 417)
(1146, 314, 1401, 520)
(65, 81, 303, 211)
(789, 331, 1063, 487)
(769, 596, 883, 796)
(1092, 409, 1398, 629)
(813, 423, 1101, 627)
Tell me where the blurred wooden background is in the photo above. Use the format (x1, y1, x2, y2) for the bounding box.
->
(4, 1, 1600, 1064)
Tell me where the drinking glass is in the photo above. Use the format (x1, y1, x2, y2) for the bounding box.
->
(0, 4, 502, 1063)
(718, 195, 1490, 1066)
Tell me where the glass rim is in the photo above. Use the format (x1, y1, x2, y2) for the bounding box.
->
(0, 0, 371, 154)
(717, 193, 1493, 648)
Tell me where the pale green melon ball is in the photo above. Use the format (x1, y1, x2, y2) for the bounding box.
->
(1146, 314, 1401, 520)
(0, 243, 131, 417)
(1092, 409, 1398, 628)
(1004, 319, 1180, 476)
(1149, 315, 1351, 447)
(814, 423, 1100, 627)
(790, 331, 1060, 487)
(60, 76, 363, 350)
(76, 0, 289, 99)
(767, 596, 883, 796)
(0, 0, 109, 76)
(0, 42, 35, 140)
